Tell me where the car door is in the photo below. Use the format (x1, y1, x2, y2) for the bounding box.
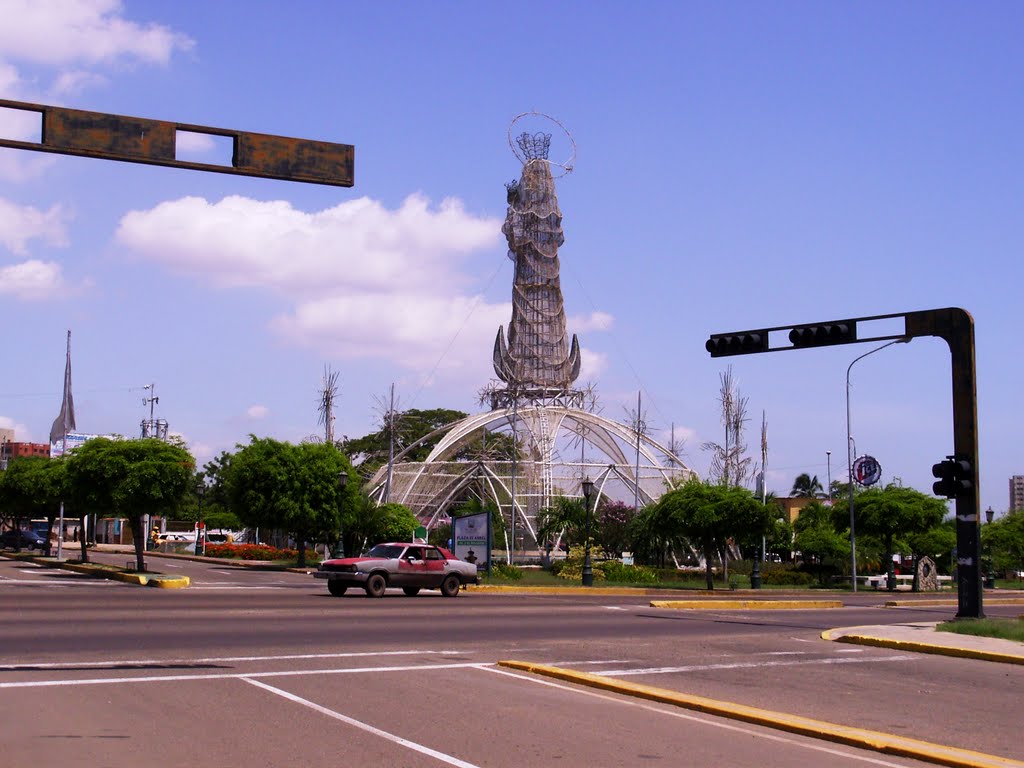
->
(423, 546, 447, 587)
(396, 546, 427, 586)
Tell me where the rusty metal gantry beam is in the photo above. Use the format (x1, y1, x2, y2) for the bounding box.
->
(0, 98, 353, 187)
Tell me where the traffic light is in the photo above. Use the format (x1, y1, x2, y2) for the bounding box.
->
(705, 332, 768, 358)
(932, 456, 973, 498)
(789, 322, 857, 348)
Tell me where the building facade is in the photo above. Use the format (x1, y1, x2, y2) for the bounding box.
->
(1010, 475, 1024, 512)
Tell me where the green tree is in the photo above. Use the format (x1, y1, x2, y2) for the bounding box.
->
(225, 436, 352, 567)
(649, 479, 772, 590)
(536, 496, 588, 551)
(66, 438, 195, 570)
(345, 502, 419, 553)
(342, 408, 468, 480)
(985, 510, 1024, 579)
(791, 473, 823, 498)
(793, 500, 850, 584)
(0, 456, 67, 554)
(855, 483, 947, 590)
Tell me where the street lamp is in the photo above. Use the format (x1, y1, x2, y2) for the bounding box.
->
(984, 506, 995, 589)
(826, 451, 832, 501)
(335, 471, 348, 559)
(581, 477, 594, 587)
(846, 338, 910, 592)
(196, 481, 206, 557)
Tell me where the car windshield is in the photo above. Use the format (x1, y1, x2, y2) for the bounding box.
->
(366, 544, 404, 559)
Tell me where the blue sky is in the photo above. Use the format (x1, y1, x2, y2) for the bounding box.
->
(0, 1, 1021, 513)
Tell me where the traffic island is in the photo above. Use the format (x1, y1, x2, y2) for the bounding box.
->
(498, 660, 1024, 768)
(0, 551, 189, 588)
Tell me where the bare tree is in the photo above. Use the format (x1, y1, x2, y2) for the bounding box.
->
(317, 366, 340, 445)
(701, 366, 752, 487)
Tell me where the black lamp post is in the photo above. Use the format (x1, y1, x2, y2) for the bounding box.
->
(335, 471, 348, 559)
(750, 538, 762, 589)
(581, 477, 594, 587)
(196, 482, 206, 556)
(984, 506, 995, 589)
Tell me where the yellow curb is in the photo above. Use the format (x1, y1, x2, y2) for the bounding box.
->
(466, 585, 652, 595)
(821, 628, 1024, 665)
(651, 599, 842, 610)
(497, 660, 1023, 768)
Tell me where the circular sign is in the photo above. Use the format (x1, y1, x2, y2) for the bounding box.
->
(853, 455, 882, 487)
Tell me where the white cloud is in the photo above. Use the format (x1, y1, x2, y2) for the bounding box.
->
(246, 405, 269, 420)
(0, 199, 70, 255)
(117, 194, 501, 295)
(174, 131, 218, 154)
(570, 310, 614, 332)
(0, 259, 69, 300)
(577, 347, 609, 382)
(0, 415, 30, 440)
(0, 0, 194, 67)
(117, 193, 512, 377)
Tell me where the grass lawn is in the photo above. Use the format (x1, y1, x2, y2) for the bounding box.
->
(936, 617, 1024, 642)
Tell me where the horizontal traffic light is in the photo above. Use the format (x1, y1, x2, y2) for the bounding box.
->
(789, 322, 857, 348)
(932, 456, 973, 499)
(705, 332, 768, 357)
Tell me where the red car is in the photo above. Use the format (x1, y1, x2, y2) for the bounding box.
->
(315, 542, 479, 598)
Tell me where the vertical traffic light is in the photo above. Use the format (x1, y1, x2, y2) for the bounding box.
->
(932, 456, 973, 498)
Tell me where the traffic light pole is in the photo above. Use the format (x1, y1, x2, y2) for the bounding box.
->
(906, 309, 982, 618)
(707, 307, 983, 618)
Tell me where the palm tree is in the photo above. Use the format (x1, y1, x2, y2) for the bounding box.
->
(791, 473, 823, 498)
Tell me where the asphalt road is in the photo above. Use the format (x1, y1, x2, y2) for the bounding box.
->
(1, 556, 1021, 768)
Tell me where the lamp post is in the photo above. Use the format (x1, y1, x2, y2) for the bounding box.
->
(984, 506, 995, 589)
(846, 338, 910, 592)
(825, 451, 832, 501)
(335, 471, 348, 559)
(581, 477, 594, 587)
(195, 482, 206, 557)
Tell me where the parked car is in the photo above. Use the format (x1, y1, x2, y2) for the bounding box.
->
(315, 542, 479, 598)
(0, 528, 48, 551)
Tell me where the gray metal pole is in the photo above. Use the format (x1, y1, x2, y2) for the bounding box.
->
(846, 338, 908, 592)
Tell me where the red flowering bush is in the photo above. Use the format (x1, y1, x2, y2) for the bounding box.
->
(204, 543, 299, 561)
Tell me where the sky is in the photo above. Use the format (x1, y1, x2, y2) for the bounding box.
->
(0, 1, 1021, 514)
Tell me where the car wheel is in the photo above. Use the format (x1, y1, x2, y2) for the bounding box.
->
(327, 581, 347, 597)
(402, 587, 420, 597)
(364, 573, 387, 598)
(440, 574, 460, 598)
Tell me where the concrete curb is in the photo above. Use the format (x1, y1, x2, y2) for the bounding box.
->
(466, 584, 656, 595)
(821, 627, 1024, 665)
(651, 599, 843, 610)
(1, 552, 189, 588)
(497, 660, 1024, 768)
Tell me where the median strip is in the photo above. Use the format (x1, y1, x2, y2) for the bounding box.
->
(497, 660, 1023, 768)
(650, 599, 842, 610)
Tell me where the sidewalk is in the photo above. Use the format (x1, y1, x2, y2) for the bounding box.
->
(823, 621, 1024, 664)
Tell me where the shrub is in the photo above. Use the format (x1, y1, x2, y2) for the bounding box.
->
(598, 560, 659, 584)
(761, 563, 816, 586)
(489, 562, 524, 581)
(555, 545, 606, 581)
(204, 543, 298, 561)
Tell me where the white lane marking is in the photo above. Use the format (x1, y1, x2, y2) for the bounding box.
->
(597, 655, 911, 677)
(604, 606, 628, 610)
(480, 666, 923, 768)
(244, 677, 483, 768)
(0, 661, 487, 689)
(548, 659, 636, 667)
(0, 649, 462, 670)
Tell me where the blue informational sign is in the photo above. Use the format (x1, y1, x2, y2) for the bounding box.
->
(451, 511, 490, 573)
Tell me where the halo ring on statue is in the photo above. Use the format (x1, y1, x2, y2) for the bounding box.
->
(508, 111, 576, 178)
